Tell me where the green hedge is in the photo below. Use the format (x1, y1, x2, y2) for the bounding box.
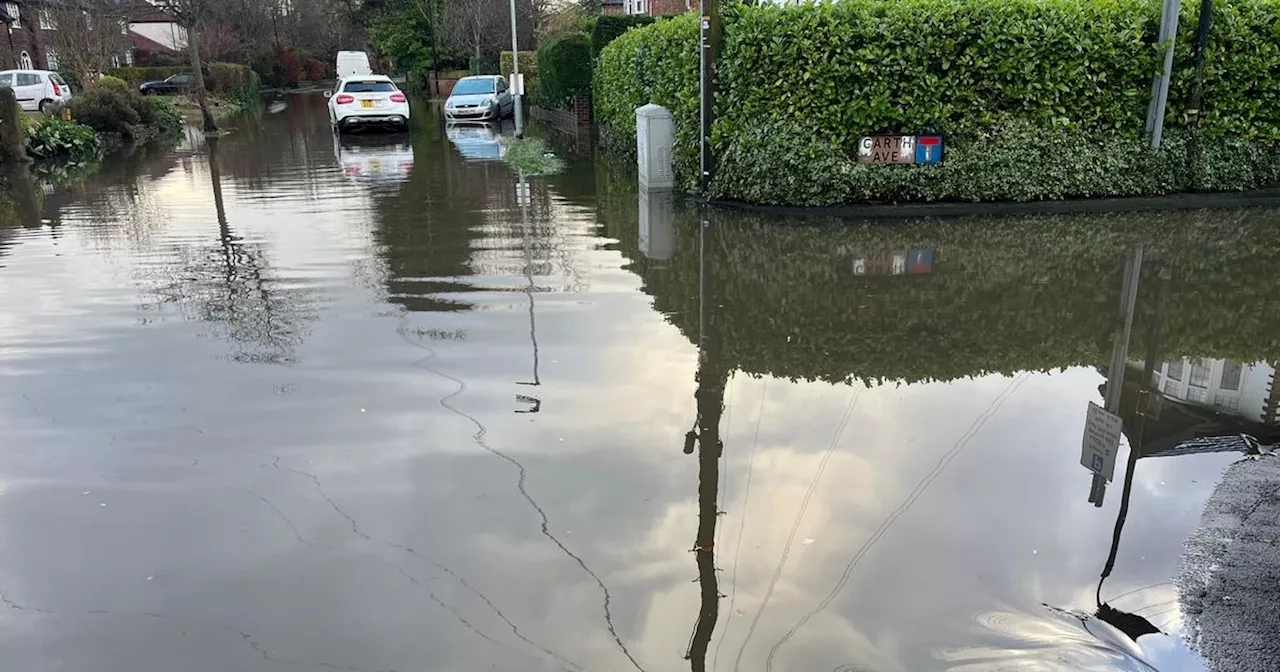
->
(592, 14, 656, 55)
(105, 63, 260, 97)
(714, 119, 1280, 205)
(500, 51, 539, 104)
(595, 0, 1280, 200)
(537, 34, 593, 107)
(594, 14, 698, 175)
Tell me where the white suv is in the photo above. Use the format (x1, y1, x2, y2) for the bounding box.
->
(326, 75, 410, 133)
(0, 70, 73, 113)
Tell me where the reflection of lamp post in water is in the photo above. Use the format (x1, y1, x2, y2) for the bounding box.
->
(1087, 247, 1144, 507)
(1092, 262, 1171, 641)
(684, 213, 727, 672)
(515, 171, 540, 413)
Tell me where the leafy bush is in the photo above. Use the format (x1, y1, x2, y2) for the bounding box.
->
(500, 51, 538, 104)
(150, 97, 184, 134)
(68, 86, 142, 137)
(593, 14, 698, 178)
(66, 86, 183, 140)
(208, 63, 260, 97)
(23, 117, 100, 160)
(592, 15, 655, 55)
(302, 56, 327, 81)
(251, 49, 301, 89)
(537, 34, 593, 107)
(502, 137, 566, 175)
(712, 119, 1280, 205)
(95, 75, 129, 90)
(595, 0, 1280, 201)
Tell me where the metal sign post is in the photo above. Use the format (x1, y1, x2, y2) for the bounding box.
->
(698, 0, 720, 192)
(1146, 0, 1182, 151)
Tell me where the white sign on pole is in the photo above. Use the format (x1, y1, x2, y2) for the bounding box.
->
(511, 73, 525, 97)
(1080, 402, 1124, 482)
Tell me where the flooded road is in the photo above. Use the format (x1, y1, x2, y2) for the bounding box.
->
(2, 95, 1278, 672)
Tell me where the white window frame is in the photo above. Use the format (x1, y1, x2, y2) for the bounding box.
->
(6, 2, 20, 29)
(39, 9, 55, 30)
(19, 50, 32, 69)
(46, 48, 58, 70)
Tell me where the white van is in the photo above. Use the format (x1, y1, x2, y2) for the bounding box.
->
(336, 51, 373, 78)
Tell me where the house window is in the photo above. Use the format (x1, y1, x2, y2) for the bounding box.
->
(46, 48, 58, 70)
(1214, 392, 1240, 412)
(1163, 379, 1179, 395)
(1190, 359, 1211, 388)
(124, 50, 134, 66)
(39, 9, 55, 30)
(110, 53, 121, 68)
(1167, 360, 1184, 381)
(19, 50, 32, 69)
(1187, 386, 1208, 403)
(1220, 360, 1243, 391)
(120, 20, 128, 35)
(6, 2, 20, 28)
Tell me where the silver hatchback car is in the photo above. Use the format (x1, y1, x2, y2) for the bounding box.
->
(444, 76, 514, 121)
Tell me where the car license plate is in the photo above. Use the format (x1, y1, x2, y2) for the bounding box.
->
(361, 100, 374, 109)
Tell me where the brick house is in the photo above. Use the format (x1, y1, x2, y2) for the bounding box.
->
(609, 0, 693, 17)
(2, 0, 176, 74)
(2, 1, 46, 70)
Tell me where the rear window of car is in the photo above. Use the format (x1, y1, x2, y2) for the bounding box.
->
(342, 81, 396, 93)
(50, 73, 67, 85)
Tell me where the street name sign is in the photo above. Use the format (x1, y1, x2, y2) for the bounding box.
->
(858, 135, 944, 165)
(1080, 401, 1123, 482)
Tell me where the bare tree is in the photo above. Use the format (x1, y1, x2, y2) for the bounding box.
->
(152, 0, 218, 133)
(443, 0, 506, 64)
(39, 0, 130, 81)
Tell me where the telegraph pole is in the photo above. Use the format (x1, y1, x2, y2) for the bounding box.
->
(698, 0, 721, 192)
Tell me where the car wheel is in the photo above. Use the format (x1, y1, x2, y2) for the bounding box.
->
(38, 99, 54, 114)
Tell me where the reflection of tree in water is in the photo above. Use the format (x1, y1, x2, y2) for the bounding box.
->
(143, 138, 311, 364)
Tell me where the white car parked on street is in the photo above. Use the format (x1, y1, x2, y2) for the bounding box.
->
(326, 75, 410, 134)
(0, 69, 72, 113)
(444, 76, 514, 122)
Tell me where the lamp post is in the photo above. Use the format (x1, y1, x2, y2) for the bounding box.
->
(509, 0, 524, 138)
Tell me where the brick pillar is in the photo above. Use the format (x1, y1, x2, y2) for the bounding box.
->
(573, 92, 592, 128)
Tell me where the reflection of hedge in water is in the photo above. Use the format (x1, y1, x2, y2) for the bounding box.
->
(597, 172, 1280, 383)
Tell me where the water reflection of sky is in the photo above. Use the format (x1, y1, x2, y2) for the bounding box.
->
(1, 98, 1276, 672)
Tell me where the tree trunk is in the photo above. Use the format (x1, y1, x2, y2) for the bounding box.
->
(186, 24, 218, 134)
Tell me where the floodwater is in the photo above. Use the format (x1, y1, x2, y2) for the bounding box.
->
(2, 96, 1278, 672)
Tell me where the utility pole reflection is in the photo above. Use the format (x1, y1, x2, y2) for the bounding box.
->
(684, 213, 727, 671)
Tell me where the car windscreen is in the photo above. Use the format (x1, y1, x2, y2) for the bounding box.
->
(451, 79, 495, 96)
(343, 81, 397, 93)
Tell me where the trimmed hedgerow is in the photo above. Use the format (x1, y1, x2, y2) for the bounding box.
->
(595, 0, 1280, 203)
(591, 14, 656, 55)
(537, 34, 594, 107)
(712, 119, 1280, 205)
